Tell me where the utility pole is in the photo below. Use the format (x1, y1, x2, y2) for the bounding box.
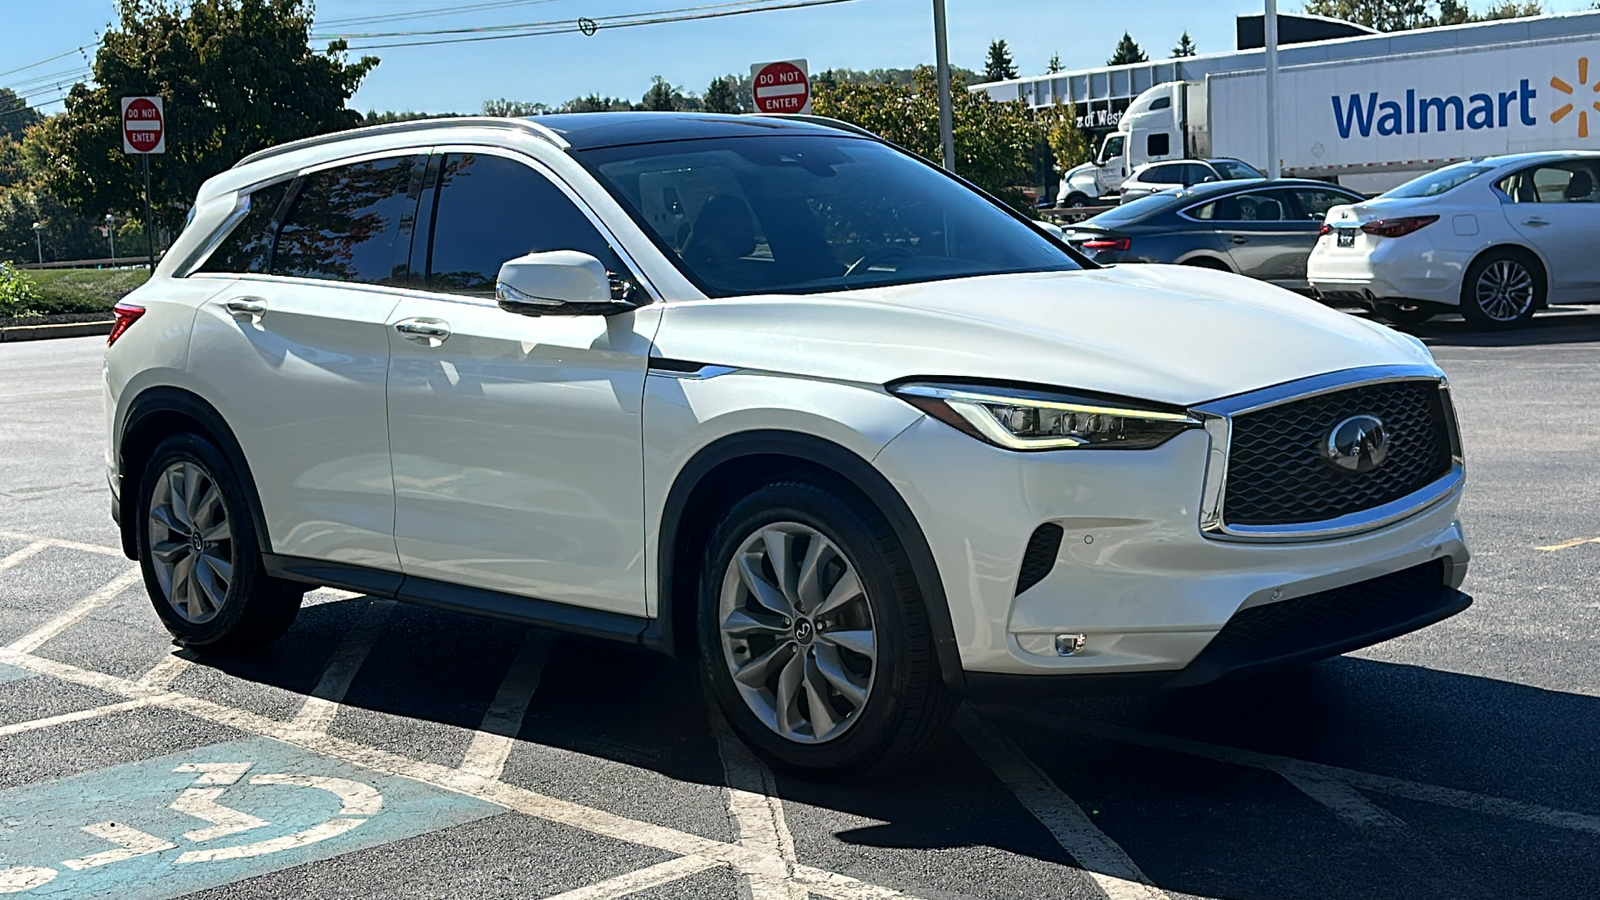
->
(932, 0, 955, 172)
(1264, 0, 1281, 179)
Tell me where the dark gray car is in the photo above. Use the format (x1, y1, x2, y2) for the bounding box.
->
(1061, 179, 1365, 294)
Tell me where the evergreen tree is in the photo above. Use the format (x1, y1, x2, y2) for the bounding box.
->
(703, 76, 741, 114)
(1172, 32, 1198, 58)
(984, 39, 1019, 82)
(641, 76, 683, 111)
(1107, 33, 1148, 66)
(1046, 52, 1064, 74)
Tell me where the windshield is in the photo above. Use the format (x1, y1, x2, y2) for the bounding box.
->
(1212, 160, 1263, 180)
(1082, 192, 1184, 227)
(1384, 164, 1496, 199)
(578, 135, 1079, 297)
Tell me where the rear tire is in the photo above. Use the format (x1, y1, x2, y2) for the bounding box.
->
(698, 479, 955, 775)
(137, 433, 303, 653)
(1461, 249, 1541, 329)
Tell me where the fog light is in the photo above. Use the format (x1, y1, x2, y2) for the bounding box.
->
(1054, 633, 1086, 657)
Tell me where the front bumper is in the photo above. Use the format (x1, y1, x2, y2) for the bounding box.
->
(873, 388, 1469, 682)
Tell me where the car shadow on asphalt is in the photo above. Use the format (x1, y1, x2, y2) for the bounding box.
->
(1402, 308, 1600, 347)
(186, 596, 1599, 900)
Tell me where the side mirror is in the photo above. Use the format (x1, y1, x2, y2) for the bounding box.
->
(495, 250, 639, 317)
(1200, 175, 1218, 184)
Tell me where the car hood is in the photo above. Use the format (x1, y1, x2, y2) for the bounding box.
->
(650, 265, 1435, 407)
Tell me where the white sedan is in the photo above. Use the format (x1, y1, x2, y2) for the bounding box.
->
(1307, 151, 1600, 329)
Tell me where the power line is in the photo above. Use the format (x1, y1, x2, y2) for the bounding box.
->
(325, 0, 859, 50)
(0, 44, 98, 81)
(318, 0, 823, 37)
(317, 0, 567, 28)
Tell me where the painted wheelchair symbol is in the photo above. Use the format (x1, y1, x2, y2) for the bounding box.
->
(0, 761, 382, 893)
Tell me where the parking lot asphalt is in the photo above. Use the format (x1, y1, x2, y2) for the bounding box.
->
(1, 312, 1597, 900)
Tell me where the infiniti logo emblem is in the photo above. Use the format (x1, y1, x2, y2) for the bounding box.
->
(1323, 414, 1390, 474)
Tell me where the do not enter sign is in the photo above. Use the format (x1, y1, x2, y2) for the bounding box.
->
(751, 60, 811, 115)
(121, 96, 165, 154)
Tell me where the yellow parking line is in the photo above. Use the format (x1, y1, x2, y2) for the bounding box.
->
(1536, 536, 1600, 552)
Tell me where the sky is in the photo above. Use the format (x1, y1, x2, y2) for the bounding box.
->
(3, 0, 1598, 116)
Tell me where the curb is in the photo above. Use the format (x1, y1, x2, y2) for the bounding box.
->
(0, 320, 114, 344)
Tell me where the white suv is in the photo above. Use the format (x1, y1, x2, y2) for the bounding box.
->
(106, 113, 1471, 773)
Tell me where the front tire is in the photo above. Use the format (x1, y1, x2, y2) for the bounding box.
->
(1373, 300, 1436, 326)
(698, 479, 954, 775)
(1461, 250, 1541, 329)
(137, 434, 302, 653)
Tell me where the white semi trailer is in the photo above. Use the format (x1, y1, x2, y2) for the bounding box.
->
(1058, 29, 1600, 203)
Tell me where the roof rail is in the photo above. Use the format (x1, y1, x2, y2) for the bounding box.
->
(235, 116, 570, 168)
(762, 113, 882, 140)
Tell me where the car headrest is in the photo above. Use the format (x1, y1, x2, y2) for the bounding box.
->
(1564, 169, 1593, 201)
(682, 194, 758, 263)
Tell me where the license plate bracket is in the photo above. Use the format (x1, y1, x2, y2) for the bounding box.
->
(1336, 228, 1356, 248)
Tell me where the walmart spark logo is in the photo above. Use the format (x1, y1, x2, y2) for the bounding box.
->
(1550, 57, 1598, 138)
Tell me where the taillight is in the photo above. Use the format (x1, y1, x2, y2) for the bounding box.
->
(1080, 237, 1132, 252)
(1318, 223, 1332, 236)
(107, 303, 145, 347)
(1360, 215, 1438, 238)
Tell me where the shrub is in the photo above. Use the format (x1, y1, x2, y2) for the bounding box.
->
(0, 261, 39, 317)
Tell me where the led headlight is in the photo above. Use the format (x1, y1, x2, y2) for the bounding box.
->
(892, 382, 1200, 451)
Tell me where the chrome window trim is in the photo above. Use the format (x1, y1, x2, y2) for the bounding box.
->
(1191, 364, 1463, 543)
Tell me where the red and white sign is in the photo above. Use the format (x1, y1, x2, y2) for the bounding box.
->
(121, 96, 165, 154)
(750, 59, 811, 115)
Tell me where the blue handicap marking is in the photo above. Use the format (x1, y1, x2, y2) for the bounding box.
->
(0, 664, 32, 685)
(0, 738, 498, 897)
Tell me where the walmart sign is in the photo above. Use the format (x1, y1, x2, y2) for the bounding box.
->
(1333, 79, 1540, 138)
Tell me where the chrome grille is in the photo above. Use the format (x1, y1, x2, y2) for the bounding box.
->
(1222, 380, 1454, 527)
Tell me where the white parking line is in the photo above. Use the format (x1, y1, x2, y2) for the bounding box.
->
(136, 652, 193, 689)
(290, 599, 395, 735)
(0, 531, 126, 558)
(0, 695, 176, 738)
(543, 855, 723, 899)
(0, 541, 50, 574)
(458, 630, 550, 780)
(0, 646, 920, 900)
(1009, 712, 1600, 836)
(1281, 773, 1409, 829)
(5, 566, 143, 654)
(957, 714, 1169, 900)
(707, 698, 805, 900)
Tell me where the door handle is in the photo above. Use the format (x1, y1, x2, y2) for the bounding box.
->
(1522, 217, 1549, 227)
(1230, 235, 1249, 244)
(394, 318, 451, 343)
(224, 297, 267, 317)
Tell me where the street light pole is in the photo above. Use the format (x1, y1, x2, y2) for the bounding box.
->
(932, 0, 955, 172)
(1264, 0, 1281, 180)
(105, 213, 116, 262)
(32, 222, 42, 265)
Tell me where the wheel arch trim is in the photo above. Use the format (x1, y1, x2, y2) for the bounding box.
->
(651, 429, 966, 695)
(118, 386, 273, 561)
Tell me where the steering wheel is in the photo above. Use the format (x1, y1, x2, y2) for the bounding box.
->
(843, 245, 915, 278)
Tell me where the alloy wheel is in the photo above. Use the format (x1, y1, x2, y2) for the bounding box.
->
(1474, 259, 1535, 322)
(147, 460, 234, 624)
(717, 522, 877, 744)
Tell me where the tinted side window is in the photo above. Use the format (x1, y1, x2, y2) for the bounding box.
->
(1187, 190, 1291, 222)
(1148, 95, 1171, 111)
(272, 155, 420, 284)
(197, 180, 290, 274)
(1181, 164, 1213, 185)
(1498, 162, 1599, 203)
(1142, 164, 1180, 184)
(424, 153, 627, 297)
(1147, 133, 1171, 158)
(1292, 188, 1358, 220)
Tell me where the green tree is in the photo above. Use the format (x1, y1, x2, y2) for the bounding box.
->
(1300, 0, 1541, 30)
(0, 88, 42, 142)
(480, 99, 549, 117)
(811, 66, 1043, 210)
(0, 137, 27, 190)
(1046, 52, 1064, 74)
(362, 109, 454, 125)
(641, 76, 685, 111)
(1172, 31, 1198, 57)
(703, 76, 742, 114)
(1108, 33, 1148, 66)
(27, 0, 377, 243)
(0, 186, 106, 264)
(1041, 99, 1092, 174)
(560, 94, 634, 113)
(984, 39, 1019, 82)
